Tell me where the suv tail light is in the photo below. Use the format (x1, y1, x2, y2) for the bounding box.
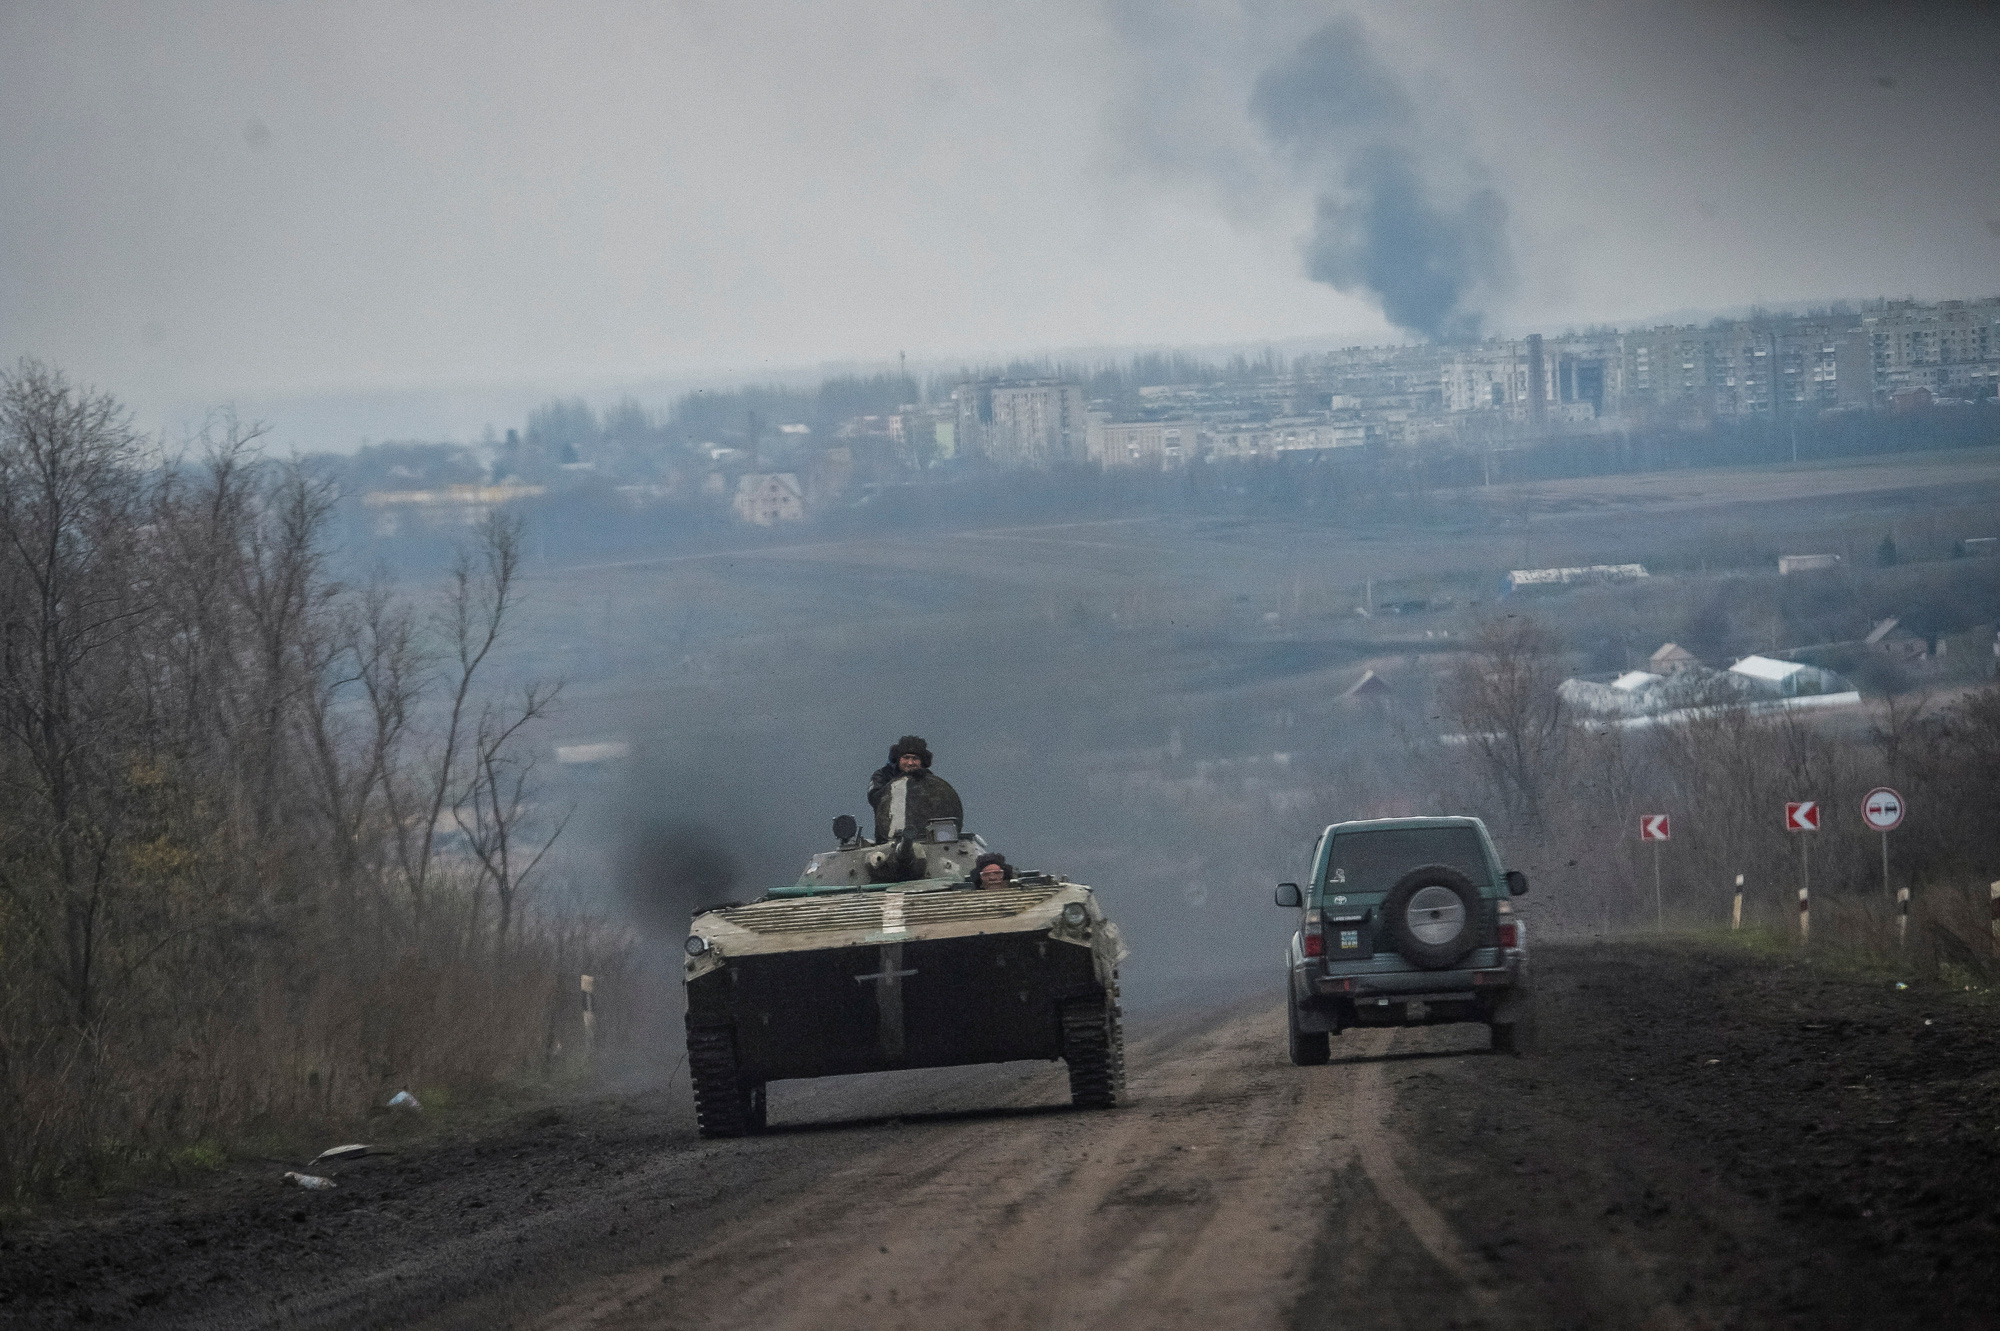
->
(1497, 921, 1519, 948)
(1303, 930, 1324, 958)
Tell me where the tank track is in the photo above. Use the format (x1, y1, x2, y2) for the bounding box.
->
(1061, 994, 1123, 1109)
(688, 1026, 766, 1138)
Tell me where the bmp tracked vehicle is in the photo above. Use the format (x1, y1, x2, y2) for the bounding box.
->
(681, 816, 1127, 1137)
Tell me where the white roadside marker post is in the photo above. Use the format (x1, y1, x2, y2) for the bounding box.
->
(1799, 886, 1810, 946)
(1989, 883, 2000, 951)
(1897, 886, 1909, 950)
(581, 974, 596, 1060)
(1732, 874, 1744, 931)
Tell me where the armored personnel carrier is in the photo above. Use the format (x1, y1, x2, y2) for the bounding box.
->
(681, 815, 1126, 1137)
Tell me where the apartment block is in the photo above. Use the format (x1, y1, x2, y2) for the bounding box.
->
(952, 380, 1088, 467)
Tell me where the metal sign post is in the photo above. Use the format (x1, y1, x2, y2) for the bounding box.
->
(1786, 802, 1818, 945)
(1862, 787, 1905, 907)
(1640, 815, 1670, 932)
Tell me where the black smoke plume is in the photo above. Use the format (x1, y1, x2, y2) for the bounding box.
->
(618, 819, 742, 937)
(1250, 16, 1511, 342)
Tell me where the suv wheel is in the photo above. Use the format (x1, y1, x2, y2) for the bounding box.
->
(1287, 997, 1331, 1066)
(1381, 864, 1482, 970)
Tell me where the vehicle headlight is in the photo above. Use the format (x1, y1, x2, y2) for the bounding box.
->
(684, 934, 711, 957)
(1062, 903, 1088, 928)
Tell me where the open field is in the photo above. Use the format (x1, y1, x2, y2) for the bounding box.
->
(492, 447, 2000, 986)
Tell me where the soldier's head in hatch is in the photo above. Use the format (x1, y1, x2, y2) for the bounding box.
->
(974, 852, 1012, 887)
(889, 735, 932, 775)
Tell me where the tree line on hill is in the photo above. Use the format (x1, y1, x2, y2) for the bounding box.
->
(0, 362, 622, 1200)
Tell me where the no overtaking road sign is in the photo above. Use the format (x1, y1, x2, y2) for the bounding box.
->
(1786, 801, 1820, 832)
(1862, 787, 1905, 832)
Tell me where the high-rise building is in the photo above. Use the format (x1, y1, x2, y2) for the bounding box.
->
(951, 380, 1089, 467)
(1862, 299, 2000, 400)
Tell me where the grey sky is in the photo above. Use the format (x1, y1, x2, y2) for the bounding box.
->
(4, 0, 1997, 443)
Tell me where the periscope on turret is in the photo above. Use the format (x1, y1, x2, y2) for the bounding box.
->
(679, 811, 1127, 1137)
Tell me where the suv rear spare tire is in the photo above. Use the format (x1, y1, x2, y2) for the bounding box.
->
(1380, 864, 1481, 970)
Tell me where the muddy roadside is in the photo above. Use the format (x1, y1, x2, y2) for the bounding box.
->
(1299, 937, 2000, 1329)
(0, 1086, 702, 1329)
(0, 995, 1263, 1331)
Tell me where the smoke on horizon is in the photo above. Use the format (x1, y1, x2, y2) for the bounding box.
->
(1248, 16, 1512, 343)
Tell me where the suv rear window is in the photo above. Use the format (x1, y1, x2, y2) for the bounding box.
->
(1322, 827, 1490, 896)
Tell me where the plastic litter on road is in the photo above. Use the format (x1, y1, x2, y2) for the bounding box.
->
(312, 1144, 372, 1165)
(282, 1172, 337, 1190)
(387, 1091, 421, 1111)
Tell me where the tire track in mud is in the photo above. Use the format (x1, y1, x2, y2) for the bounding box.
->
(1341, 1037, 1502, 1313)
(532, 1009, 1503, 1331)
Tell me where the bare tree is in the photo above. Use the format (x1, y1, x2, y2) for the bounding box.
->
(1441, 616, 1572, 826)
(0, 361, 151, 1026)
(376, 512, 531, 926)
(453, 679, 568, 953)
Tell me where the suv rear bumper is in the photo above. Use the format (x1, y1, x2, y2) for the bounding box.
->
(1288, 951, 1527, 1033)
(1312, 953, 1523, 998)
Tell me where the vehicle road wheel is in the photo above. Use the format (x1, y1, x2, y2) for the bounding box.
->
(688, 1026, 757, 1137)
(1062, 996, 1121, 1109)
(1107, 1001, 1128, 1097)
(1288, 998, 1331, 1066)
(1381, 864, 1482, 970)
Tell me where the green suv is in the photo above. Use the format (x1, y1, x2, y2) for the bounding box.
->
(1275, 816, 1533, 1062)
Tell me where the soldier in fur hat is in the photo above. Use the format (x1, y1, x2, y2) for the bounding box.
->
(867, 735, 964, 843)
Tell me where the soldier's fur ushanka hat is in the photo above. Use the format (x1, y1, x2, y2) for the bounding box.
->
(888, 735, 933, 768)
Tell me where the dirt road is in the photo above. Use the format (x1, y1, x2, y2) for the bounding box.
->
(8, 940, 2000, 1329)
(523, 1007, 1455, 1331)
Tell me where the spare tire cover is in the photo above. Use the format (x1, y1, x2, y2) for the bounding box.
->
(1380, 864, 1482, 970)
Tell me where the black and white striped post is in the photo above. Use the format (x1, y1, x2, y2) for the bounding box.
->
(1897, 886, 1910, 949)
(1798, 885, 1810, 945)
(581, 974, 596, 1058)
(1732, 874, 1744, 932)
(1989, 883, 2000, 951)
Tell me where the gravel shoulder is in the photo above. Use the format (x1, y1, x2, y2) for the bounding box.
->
(6, 938, 1998, 1329)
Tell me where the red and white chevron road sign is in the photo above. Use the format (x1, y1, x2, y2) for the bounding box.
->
(1786, 801, 1820, 832)
(1639, 814, 1670, 842)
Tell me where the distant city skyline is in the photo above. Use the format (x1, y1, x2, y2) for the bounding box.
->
(6, 1, 1999, 449)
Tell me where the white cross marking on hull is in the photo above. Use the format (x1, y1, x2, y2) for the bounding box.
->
(854, 938, 919, 1060)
